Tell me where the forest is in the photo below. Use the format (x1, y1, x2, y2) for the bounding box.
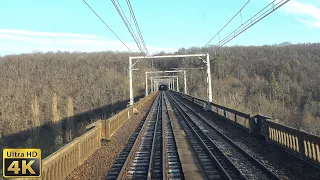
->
(0, 51, 150, 137)
(169, 43, 320, 135)
(0, 43, 319, 138)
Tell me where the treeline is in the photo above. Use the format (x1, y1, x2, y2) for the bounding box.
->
(1, 43, 319, 137)
(156, 43, 320, 134)
(0, 51, 151, 137)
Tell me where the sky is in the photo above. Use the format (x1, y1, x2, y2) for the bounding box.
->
(0, 0, 319, 56)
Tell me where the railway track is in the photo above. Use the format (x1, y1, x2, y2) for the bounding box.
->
(166, 91, 281, 180)
(106, 92, 184, 180)
(106, 93, 161, 179)
(166, 92, 244, 180)
(107, 90, 282, 180)
(162, 94, 184, 179)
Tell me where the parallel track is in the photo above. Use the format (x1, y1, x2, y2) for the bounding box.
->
(106, 93, 161, 179)
(167, 91, 281, 180)
(121, 93, 162, 179)
(166, 92, 244, 180)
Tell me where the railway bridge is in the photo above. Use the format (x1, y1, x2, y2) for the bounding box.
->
(13, 89, 320, 180)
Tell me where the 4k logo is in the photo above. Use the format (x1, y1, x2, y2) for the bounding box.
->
(3, 148, 41, 178)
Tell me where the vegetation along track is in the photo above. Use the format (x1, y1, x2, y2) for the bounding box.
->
(106, 92, 184, 180)
(166, 91, 281, 180)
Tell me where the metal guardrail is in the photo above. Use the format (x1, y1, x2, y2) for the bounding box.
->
(172, 91, 320, 167)
(174, 91, 251, 131)
(14, 91, 159, 180)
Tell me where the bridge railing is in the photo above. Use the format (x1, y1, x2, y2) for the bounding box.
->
(255, 115, 320, 167)
(174, 91, 251, 131)
(100, 92, 158, 141)
(172, 91, 320, 167)
(41, 125, 101, 180)
(14, 91, 159, 180)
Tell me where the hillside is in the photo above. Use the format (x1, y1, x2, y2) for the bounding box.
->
(0, 51, 150, 137)
(0, 43, 319, 138)
(165, 43, 320, 134)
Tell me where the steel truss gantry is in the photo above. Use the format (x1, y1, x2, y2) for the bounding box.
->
(150, 76, 179, 92)
(145, 70, 187, 96)
(129, 54, 212, 105)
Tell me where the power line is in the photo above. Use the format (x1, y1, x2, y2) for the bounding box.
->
(204, 0, 251, 47)
(115, 0, 139, 45)
(126, 0, 149, 55)
(216, 0, 290, 47)
(82, 0, 133, 52)
(111, 0, 145, 53)
(204, 0, 290, 49)
(126, 0, 150, 56)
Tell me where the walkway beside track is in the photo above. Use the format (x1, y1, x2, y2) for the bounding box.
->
(165, 95, 207, 180)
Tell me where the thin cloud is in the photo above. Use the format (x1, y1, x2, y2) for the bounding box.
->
(278, 0, 320, 28)
(0, 34, 50, 43)
(0, 29, 176, 56)
(0, 29, 103, 38)
(297, 18, 320, 28)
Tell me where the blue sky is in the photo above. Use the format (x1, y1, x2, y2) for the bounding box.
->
(0, 0, 319, 55)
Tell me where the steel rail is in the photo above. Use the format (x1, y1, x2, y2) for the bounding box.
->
(166, 92, 239, 180)
(147, 93, 163, 179)
(162, 93, 185, 179)
(162, 95, 166, 180)
(114, 93, 161, 180)
(169, 92, 281, 180)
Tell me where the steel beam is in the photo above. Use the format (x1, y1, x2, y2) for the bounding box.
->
(129, 53, 209, 105)
(145, 72, 148, 96)
(184, 70, 187, 94)
(151, 76, 178, 90)
(129, 57, 133, 105)
(131, 54, 206, 60)
(206, 53, 213, 103)
(177, 77, 179, 92)
(145, 70, 184, 96)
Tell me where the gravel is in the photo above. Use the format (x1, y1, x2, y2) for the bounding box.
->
(65, 102, 153, 180)
(177, 95, 320, 180)
(173, 95, 271, 179)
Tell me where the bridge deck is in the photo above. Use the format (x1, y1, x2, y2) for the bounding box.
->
(53, 91, 320, 180)
(173, 91, 320, 179)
